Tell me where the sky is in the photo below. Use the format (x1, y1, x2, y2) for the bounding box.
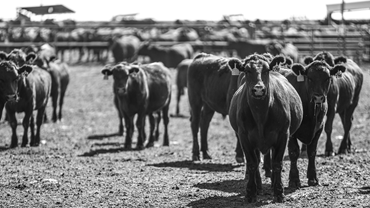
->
(1, 0, 370, 22)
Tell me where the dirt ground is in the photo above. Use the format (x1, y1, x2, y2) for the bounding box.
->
(0, 62, 369, 208)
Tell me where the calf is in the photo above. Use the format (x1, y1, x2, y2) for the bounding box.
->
(228, 54, 303, 202)
(138, 42, 193, 68)
(25, 44, 70, 122)
(187, 53, 243, 162)
(0, 50, 52, 147)
(304, 52, 363, 156)
(102, 62, 172, 149)
(174, 59, 192, 116)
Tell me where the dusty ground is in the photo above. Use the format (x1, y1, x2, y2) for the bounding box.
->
(0, 62, 369, 208)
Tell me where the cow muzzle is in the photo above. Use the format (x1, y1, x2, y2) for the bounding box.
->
(311, 95, 325, 117)
(117, 87, 127, 95)
(252, 85, 266, 98)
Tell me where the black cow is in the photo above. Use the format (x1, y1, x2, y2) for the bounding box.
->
(0, 50, 52, 147)
(102, 62, 172, 149)
(174, 59, 192, 116)
(228, 54, 303, 202)
(138, 42, 193, 68)
(304, 52, 363, 156)
(109, 35, 141, 64)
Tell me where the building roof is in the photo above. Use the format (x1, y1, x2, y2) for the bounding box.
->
(18, 5, 75, 15)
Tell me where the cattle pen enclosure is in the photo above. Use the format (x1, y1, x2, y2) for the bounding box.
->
(0, 61, 369, 207)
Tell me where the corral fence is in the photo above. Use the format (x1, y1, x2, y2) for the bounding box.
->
(0, 24, 369, 64)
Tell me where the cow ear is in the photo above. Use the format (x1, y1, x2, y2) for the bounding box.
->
(262, 53, 273, 61)
(26, 53, 37, 64)
(227, 58, 243, 76)
(334, 56, 347, 64)
(49, 56, 57, 62)
(303, 56, 314, 65)
(269, 55, 285, 71)
(18, 64, 33, 76)
(291, 63, 306, 75)
(330, 64, 346, 77)
(0, 52, 8, 61)
(101, 65, 113, 80)
(129, 66, 140, 76)
(284, 56, 293, 67)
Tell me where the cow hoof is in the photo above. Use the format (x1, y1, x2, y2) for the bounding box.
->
(308, 179, 320, 186)
(118, 131, 124, 136)
(264, 169, 272, 178)
(244, 195, 257, 203)
(235, 156, 244, 163)
(146, 142, 154, 148)
(325, 151, 335, 157)
(288, 179, 301, 189)
(10, 143, 18, 148)
(163, 142, 169, 147)
(202, 153, 212, 160)
(338, 149, 349, 155)
(274, 194, 285, 203)
(192, 155, 200, 161)
(300, 150, 308, 158)
(30, 143, 39, 147)
(21, 143, 27, 147)
(136, 145, 145, 150)
(124, 145, 132, 150)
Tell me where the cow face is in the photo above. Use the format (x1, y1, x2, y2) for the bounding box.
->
(0, 61, 21, 102)
(242, 55, 271, 99)
(102, 63, 140, 95)
(292, 61, 345, 115)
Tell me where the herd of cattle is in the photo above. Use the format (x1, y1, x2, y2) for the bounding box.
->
(0, 34, 364, 203)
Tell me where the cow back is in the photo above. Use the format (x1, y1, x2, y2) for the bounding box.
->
(142, 62, 172, 113)
(111, 35, 141, 63)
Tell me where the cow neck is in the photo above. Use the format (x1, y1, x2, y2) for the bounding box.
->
(246, 82, 272, 138)
(226, 73, 241, 111)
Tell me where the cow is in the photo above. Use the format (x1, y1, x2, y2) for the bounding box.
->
(108, 35, 141, 64)
(0, 50, 52, 147)
(138, 42, 193, 69)
(187, 52, 244, 162)
(23, 44, 70, 123)
(228, 54, 303, 203)
(304, 52, 363, 156)
(174, 59, 192, 116)
(102, 62, 172, 149)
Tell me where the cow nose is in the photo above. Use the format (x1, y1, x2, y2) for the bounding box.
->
(312, 95, 325, 104)
(6, 94, 18, 102)
(117, 87, 126, 94)
(252, 85, 265, 97)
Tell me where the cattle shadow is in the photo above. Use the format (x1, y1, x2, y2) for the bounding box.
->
(189, 179, 303, 207)
(0, 146, 9, 152)
(149, 160, 243, 172)
(170, 113, 189, 118)
(86, 132, 122, 140)
(359, 186, 370, 194)
(78, 143, 142, 157)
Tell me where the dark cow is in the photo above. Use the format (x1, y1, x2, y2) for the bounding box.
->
(228, 54, 303, 202)
(0, 50, 52, 147)
(109, 35, 141, 64)
(174, 59, 192, 116)
(269, 58, 346, 191)
(23, 44, 70, 122)
(304, 52, 363, 156)
(187, 53, 243, 162)
(138, 42, 193, 68)
(102, 62, 172, 149)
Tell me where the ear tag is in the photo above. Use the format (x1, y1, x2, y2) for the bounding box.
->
(103, 72, 108, 80)
(231, 63, 239, 76)
(297, 72, 304, 82)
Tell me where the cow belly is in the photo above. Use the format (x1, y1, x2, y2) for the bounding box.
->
(248, 130, 279, 155)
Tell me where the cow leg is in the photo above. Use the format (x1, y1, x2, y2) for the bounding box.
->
(58, 83, 68, 121)
(338, 107, 355, 154)
(155, 112, 161, 141)
(8, 111, 18, 148)
(176, 87, 183, 115)
(51, 91, 59, 123)
(146, 113, 156, 148)
(324, 106, 336, 156)
(307, 128, 322, 186)
(114, 97, 124, 136)
(189, 99, 202, 161)
(21, 111, 32, 147)
(271, 132, 288, 203)
(135, 113, 146, 150)
(162, 104, 170, 147)
(200, 104, 215, 160)
(32, 107, 47, 147)
(235, 134, 244, 163)
(239, 133, 258, 203)
(288, 137, 301, 189)
(124, 115, 134, 149)
(29, 116, 35, 145)
(262, 150, 272, 179)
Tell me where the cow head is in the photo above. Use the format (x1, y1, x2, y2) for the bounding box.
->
(102, 62, 140, 95)
(0, 61, 33, 103)
(228, 54, 285, 99)
(291, 61, 346, 116)
(0, 50, 37, 67)
(304, 51, 335, 67)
